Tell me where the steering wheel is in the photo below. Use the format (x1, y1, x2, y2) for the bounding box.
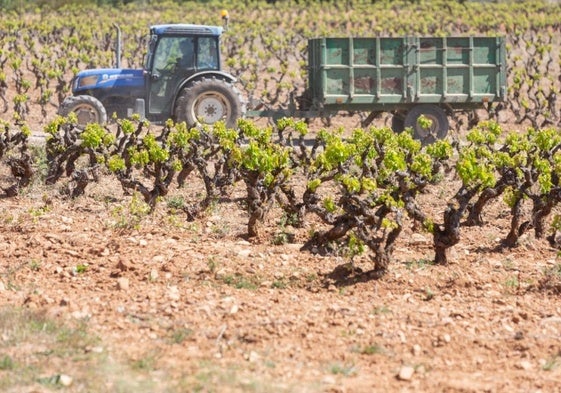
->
(156, 58, 180, 76)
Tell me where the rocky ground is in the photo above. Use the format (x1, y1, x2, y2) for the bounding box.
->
(1, 159, 561, 392)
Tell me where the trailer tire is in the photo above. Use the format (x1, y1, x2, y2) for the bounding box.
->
(391, 113, 405, 133)
(175, 77, 242, 128)
(404, 105, 449, 145)
(58, 95, 107, 127)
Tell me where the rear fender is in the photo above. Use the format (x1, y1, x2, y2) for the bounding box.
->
(172, 71, 237, 115)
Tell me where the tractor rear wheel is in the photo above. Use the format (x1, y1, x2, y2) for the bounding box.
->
(175, 77, 242, 128)
(58, 95, 107, 127)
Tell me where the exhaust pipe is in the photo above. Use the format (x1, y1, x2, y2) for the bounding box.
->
(113, 23, 121, 68)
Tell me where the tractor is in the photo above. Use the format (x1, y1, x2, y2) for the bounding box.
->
(59, 13, 243, 128)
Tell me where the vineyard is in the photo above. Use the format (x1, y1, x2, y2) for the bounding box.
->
(1, 1, 561, 392)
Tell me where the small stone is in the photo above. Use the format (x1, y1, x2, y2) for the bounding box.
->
(116, 277, 129, 291)
(0, 281, 5, 291)
(518, 360, 533, 370)
(59, 374, 73, 387)
(321, 375, 336, 385)
(71, 310, 91, 319)
(167, 286, 180, 301)
(61, 216, 73, 224)
(237, 249, 251, 258)
(409, 233, 429, 244)
(503, 324, 514, 332)
(442, 317, 454, 325)
(86, 346, 104, 353)
(214, 268, 230, 280)
(486, 290, 502, 298)
(248, 351, 260, 363)
(442, 334, 451, 343)
(152, 255, 165, 263)
(412, 344, 422, 356)
(397, 365, 415, 381)
(149, 269, 159, 281)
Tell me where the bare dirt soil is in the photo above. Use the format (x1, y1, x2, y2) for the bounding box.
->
(1, 141, 561, 392)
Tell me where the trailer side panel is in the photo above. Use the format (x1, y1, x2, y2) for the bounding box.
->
(307, 36, 506, 109)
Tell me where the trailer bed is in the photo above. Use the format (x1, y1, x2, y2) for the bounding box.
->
(307, 36, 507, 110)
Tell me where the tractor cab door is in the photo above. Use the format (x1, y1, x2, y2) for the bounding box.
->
(147, 35, 219, 120)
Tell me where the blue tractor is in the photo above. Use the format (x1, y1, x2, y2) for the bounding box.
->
(59, 20, 243, 128)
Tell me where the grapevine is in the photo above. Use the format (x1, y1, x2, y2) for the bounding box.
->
(1, 0, 561, 276)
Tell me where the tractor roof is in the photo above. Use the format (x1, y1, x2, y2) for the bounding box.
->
(150, 24, 223, 36)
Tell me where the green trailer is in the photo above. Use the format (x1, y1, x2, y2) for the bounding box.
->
(247, 36, 507, 143)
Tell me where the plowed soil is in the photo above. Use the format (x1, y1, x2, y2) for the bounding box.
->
(1, 152, 561, 392)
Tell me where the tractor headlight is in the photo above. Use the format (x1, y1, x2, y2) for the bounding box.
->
(78, 75, 98, 88)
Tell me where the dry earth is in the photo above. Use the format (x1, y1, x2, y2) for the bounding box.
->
(1, 6, 561, 390)
(1, 141, 561, 393)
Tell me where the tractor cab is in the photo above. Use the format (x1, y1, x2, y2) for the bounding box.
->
(144, 24, 222, 122)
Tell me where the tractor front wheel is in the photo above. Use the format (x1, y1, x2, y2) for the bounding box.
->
(175, 77, 242, 128)
(58, 95, 107, 127)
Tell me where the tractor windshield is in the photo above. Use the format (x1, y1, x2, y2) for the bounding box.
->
(150, 35, 219, 73)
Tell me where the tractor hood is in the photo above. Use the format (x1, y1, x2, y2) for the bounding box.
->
(72, 68, 145, 94)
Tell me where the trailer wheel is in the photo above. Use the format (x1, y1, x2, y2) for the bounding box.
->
(391, 113, 405, 133)
(58, 95, 107, 127)
(175, 77, 242, 128)
(403, 105, 449, 144)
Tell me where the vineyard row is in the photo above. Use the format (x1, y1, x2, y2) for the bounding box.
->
(2, 116, 561, 275)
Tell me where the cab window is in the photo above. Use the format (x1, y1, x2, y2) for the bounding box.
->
(196, 36, 219, 70)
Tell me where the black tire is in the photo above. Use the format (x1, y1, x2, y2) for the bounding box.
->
(403, 104, 449, 145)
(58, 95, 107, 127)
(391, 112, 405, 133)
(175, 77, 243, 128)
